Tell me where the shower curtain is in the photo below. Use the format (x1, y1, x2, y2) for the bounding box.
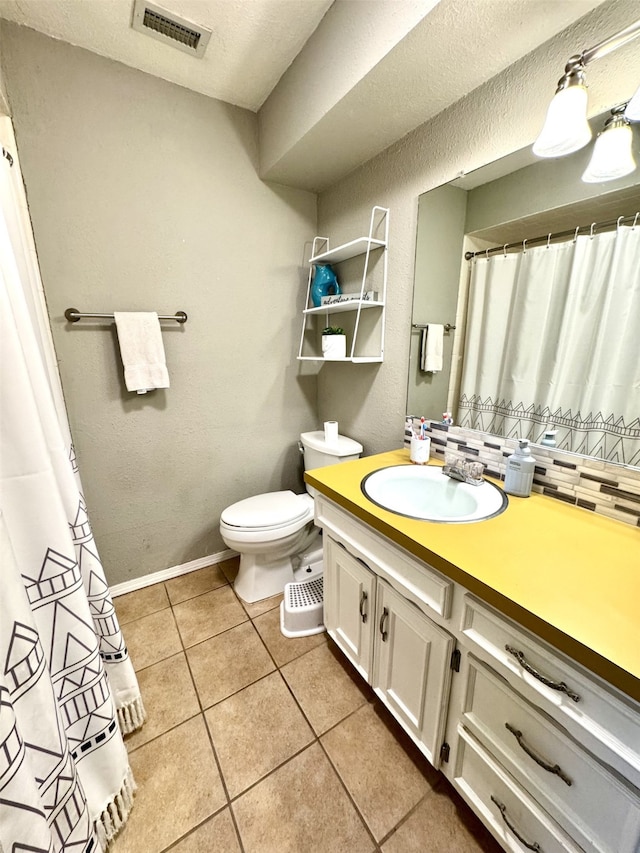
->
(458, 226, 640, 465)
(0, 122, 144, 850)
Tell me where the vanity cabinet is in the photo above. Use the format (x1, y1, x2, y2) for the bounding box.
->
(315, 493, 640, 853)
(320, 502, 455, 768)
(456, 656, 640, 853)
(297, 205, 388, 363)
(453, 597, 640, 853)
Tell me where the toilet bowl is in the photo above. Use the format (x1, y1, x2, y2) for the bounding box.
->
(220, 430, 362, 603)
(220, 491, 319, 602)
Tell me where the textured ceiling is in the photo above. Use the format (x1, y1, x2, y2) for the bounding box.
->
(0, 0, 334, 111)
(0, 0, 617, 191)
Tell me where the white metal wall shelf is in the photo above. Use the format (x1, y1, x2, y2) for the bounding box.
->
(297, 205, 389, 364)
(309, 236, 387, 265)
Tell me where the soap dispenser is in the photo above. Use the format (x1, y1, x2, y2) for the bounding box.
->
(504, 439, 535, 497)
(541, 429, 557, 447)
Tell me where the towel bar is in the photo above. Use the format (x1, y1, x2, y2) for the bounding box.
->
(412, 322, 456, 332)
(65, 308, 188, 324)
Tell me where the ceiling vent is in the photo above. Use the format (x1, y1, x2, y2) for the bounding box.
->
(131, 0, 211, 58)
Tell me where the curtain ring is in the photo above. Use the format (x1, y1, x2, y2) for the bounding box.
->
(522, 239, 527, 253)
(590, 222, 596, 239)
(573, 226, 580, 243)
(485, 248, 490, 261)
(503, 244, 508, 257)
(546, 233, 552, 249)
(633, 212, 639, 230)
(616, 216, 624, 232)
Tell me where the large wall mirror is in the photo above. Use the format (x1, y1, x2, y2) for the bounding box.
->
(408, 118, 640, 467)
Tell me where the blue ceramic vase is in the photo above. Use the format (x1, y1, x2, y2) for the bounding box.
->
(311, 264, 340, 307)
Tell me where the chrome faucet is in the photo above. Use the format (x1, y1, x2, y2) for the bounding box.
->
(442, 454, 485, 486)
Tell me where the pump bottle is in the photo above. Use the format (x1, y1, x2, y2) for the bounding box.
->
(504, 439, 535, 497)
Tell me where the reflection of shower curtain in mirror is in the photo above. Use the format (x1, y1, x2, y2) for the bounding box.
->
(458, 227, 640, 465)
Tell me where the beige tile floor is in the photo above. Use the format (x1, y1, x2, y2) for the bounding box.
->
(111, 558, 503, 853)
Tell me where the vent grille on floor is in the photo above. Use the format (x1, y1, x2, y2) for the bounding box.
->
(131, 0, 212, 58)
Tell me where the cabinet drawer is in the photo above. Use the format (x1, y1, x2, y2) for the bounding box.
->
(454, 726, 583, 853)
(461, 596, 640, 786)
(463, 657, 640, 853)
(315, 495, 452, 619)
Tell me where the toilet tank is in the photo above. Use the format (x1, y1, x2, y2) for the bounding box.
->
(300, 431, 363, 497)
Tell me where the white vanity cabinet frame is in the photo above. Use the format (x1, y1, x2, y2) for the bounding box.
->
(459, 656, 640, 853)
(315, 493, 640, 853)
(297, 205, 388, 363)
(459, 595, 640, 790)
(319, 498, 456, 768)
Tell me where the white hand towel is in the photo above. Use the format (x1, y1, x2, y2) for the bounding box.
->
(114, 312, 170, 394)
(420, 324, 444, 373)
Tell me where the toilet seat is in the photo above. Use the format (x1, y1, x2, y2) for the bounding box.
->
(220, 491, 313, 539)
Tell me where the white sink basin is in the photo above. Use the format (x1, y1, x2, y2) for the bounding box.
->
(361, 465, 508, 523)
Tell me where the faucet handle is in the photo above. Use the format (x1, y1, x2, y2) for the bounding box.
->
(443, 453, 485, 485)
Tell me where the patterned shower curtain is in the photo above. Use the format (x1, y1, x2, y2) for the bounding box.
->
(0, 124, 144, 850)
(458, 225, 640, 465)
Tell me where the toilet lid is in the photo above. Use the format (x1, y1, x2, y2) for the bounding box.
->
(221, 491, 311, 530)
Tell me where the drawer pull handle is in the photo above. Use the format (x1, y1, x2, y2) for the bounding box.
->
(505, 645, 580, 702)
(359, 590, 368, 623)
(491, 796, 541, 852)
(505, 723, 572, 786)
(379, 606, 389, 642)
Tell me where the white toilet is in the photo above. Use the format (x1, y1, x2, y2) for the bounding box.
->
(220, 430, 363, 603)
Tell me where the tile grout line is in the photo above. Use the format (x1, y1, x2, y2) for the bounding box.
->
(272, 642, 382, 851)
(195, 600, 380, 846)
(168, 578, 248, 853)
(118, 569, 451, 853)
(125, 575, 245, 851)
(315, 733, 382, 852)
(159, 804, 235, 853)
(375, 785, 438, 848)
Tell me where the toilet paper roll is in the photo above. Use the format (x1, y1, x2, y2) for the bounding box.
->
(324, 421, 339, 443)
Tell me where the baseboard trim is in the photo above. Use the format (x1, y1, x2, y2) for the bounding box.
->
(109, 549, 238, 598)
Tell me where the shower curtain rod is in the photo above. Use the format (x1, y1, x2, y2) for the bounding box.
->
(464, 211, 640, 260)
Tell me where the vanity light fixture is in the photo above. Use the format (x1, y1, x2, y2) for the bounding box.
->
(533, 18, 640, 161)
(582, 105, 636, 183)
(533, 57, 591, 157)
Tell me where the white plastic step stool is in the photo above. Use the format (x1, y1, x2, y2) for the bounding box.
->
(280, 574, 325, 638)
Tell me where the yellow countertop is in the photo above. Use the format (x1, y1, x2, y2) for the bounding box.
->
(305, 449, 640, 703)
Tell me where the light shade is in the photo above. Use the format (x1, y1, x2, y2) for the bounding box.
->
(582, 122, 636, 183)
(533, 85, 592, 158)
(625, 84, 640, 122)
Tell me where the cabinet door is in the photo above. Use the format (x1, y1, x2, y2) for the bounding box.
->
(373, 579, 454, 767)
(324, 536, 375, 681)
